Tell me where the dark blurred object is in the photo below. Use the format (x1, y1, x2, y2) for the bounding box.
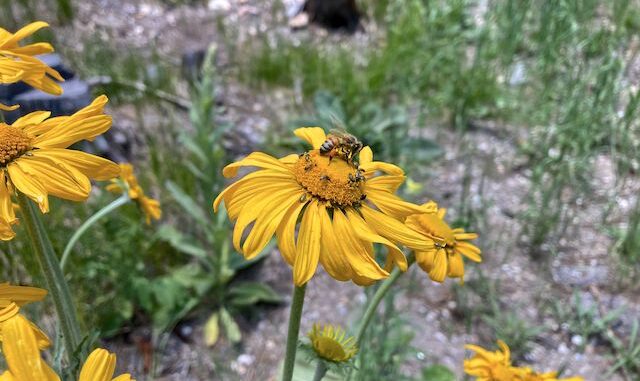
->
(4, 79, 91, 123)
(1, 53, 80, 123)
(181, 49, 206, 82)
(303, 0, 360, 32)
(0, 54, 74, 107)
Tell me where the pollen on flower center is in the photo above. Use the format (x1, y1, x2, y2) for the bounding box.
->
(0, 125, 32, 166)
(293, 150, 365, 207)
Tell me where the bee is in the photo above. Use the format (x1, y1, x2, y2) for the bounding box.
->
(319, 129, 363, 165)
(348, 169, 365, 185)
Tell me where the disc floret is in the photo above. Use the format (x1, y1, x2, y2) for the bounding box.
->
(293, 150, 365, 208)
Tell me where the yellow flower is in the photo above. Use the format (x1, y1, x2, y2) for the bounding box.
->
(79, 348, 135, 381)
(214, 127, 434, 286)
(0, 95, 120, 240)
(464, 340, 515, 381)
(406, 201, 481, 282)
(0, 22, 64, 110)
(513, 367, 583, 381)
(0, 303, 59, 381)
(308, 323, 357, 363)
(107, 163, 162, 224)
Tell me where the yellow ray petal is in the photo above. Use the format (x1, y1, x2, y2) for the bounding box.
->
(318, 203, 352, 281)
(242, 191, 301, 259)
(346, 208, 407, 272)
(294, 127, 327, 149)
(79, 348, 116, 381)
(276, 200, 306, 266)
(6, 162, 49, 212)
(33, 149, 120, 181)
(222, 152, 292, 178)
(360, 206, 433, 251)
(332, 209, 388, 280)
(14, 155, 91, 201)
(293, 200, 322, 286)
(0, 283, 46, 306)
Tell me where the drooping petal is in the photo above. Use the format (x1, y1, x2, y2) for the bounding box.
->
(365, 188, 430, 219)
(34, 149, 120, 181)
(0, 171, 16, 223)
(360, 206, 433, 251)
(14, 155, 91, 201)
(294, 127, 327, 149)
(79, 348, 116, 381)
(293, 200, 322, 286)
(318, 203, 352, 281)
(242, 190, 302, 259)
(6, 162, 49, 212)
(332, 209, 388, 280)
(0, 305, 59, 381)
(346, 208, 407, 272)
(276, 200, 306, 266)
(428, 249, 448, 282)
(456, 242, 482, 262)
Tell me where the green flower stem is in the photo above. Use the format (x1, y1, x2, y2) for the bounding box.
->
(282, 284, 307, 381)
(17, 193, 82, 358)
(354, 253, 416, 345)
(312, 361, 328, 381)
(60, 194, 130, 271)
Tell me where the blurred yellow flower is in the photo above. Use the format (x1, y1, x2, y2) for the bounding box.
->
(214, 127, 433, 286)
(107, 163, 161, 224)
(0, 303, 59, 381)
(79, 348, 135, 381)
(0, 95, 120, 240)
(464, 341, 583, 381)
(0, 21, 64, 111)
(514, 367, 583, 381)
(406, 201, 481, 282)
(464, 340, 515, 381)
(308, 323, 357, 363)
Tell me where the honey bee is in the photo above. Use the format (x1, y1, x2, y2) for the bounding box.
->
(319, 129, 363, 165)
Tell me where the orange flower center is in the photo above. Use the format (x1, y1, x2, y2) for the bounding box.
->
(0, 124, 31, 166)
(293, 150, 365, 207)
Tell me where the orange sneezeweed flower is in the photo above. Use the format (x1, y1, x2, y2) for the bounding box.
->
(107, 163, 161, 224)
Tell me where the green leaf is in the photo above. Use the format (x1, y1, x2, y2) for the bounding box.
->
(421, 364, 456, 381)
(165, 181, 209, 225)
(220, 307, 242, 343)
(154, 225, 207, 259)
(229, 282, 284, 307)
(204, 312, 220, 347)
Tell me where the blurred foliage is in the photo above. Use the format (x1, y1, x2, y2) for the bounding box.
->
(0, 0, 73, 29)
(453, 272, 542, 360)
(551, 291, 624, 352)
(351, 288, 416, 381)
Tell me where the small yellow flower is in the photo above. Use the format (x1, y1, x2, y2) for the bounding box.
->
(406, 201, 481, 282)
(107, 163, 162, 224)
(0, 303, 59, 380)
(0, 95, 120, 240)
(0, 22, 64, 110)
(464, 340, 515, 381)
(308, 324, 357, 363)
(513, 367, 583, 381)
(214, 127, 434, 286)
(79, 348, 135, 381)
